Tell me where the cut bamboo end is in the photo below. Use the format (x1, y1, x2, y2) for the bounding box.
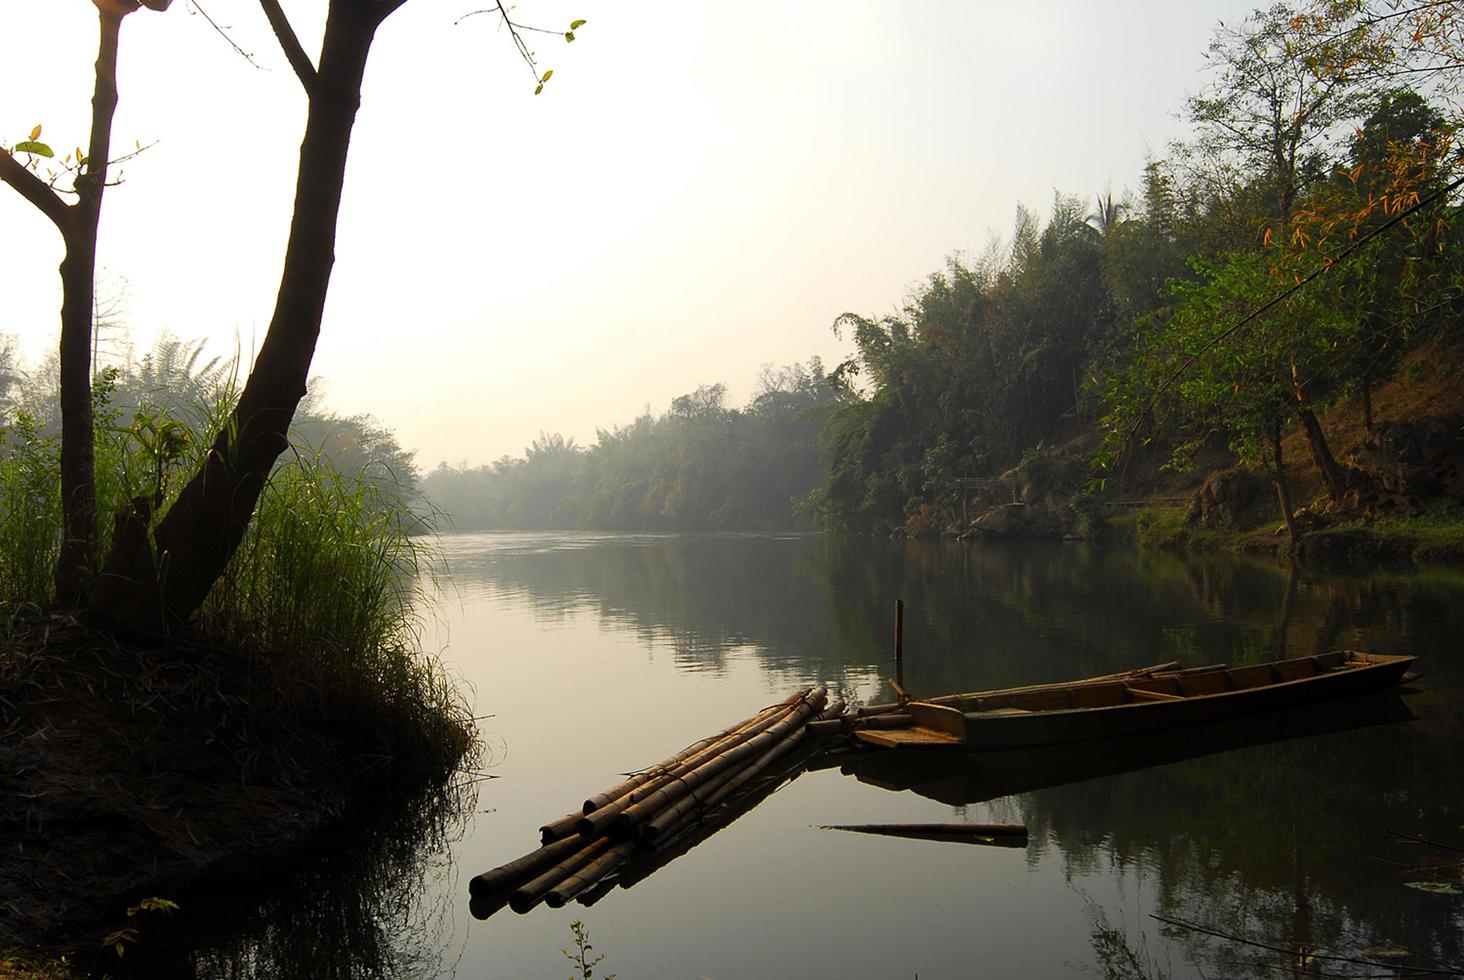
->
(509, 838, 613, 914)
(539, 810, 582, 845)
(469, 833, 587, 897)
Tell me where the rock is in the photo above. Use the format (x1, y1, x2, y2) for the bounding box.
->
(1349, 415, 1464, 505)
(967, 502, 1060, 538)
(1187, 468, 1267, 528)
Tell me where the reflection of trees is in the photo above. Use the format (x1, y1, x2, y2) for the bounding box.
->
(442, 533, 1464, 702)
(1020, 711, 1464, 978)
(89, 778, 476, 980)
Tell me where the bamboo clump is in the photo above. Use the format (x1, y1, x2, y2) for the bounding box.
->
(469, 685, 845, 915)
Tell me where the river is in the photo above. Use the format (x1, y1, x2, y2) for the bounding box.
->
(196, 532, 1464, 978)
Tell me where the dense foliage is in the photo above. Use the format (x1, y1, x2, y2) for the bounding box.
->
(811, 3, 1464, 536)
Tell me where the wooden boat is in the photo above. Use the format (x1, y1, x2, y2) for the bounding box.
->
(853, 650, 1417, 751)
(840, 691, 1417, 801)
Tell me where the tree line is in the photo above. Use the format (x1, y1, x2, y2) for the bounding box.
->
(428, 4, 1464, 539)
(423, 361, 842, 531)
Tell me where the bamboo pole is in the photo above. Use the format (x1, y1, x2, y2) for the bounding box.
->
(545, 841, 637, 908)
(805, 718, 847, 736)
(509, 837, 615, 914)
(642, 725, 810, 844)
(580, 689, 807, 814)
(610, 750, 809, 895)
(813, 699, 846, 722)
(616, 687, 826, 836)
(577, 689, 820, 837)
(575, 704, 799, 838)
(538, 811, 583, 844)
(859, 660, 1188, 715)
(469, 832, 590, 898)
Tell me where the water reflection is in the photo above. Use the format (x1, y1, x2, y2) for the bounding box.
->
(436, 536, 1464, 978)
(76, 778, 477, 980)
(440, 532, 1464, 702)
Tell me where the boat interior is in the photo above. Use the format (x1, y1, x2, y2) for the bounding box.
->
(950, 651, 1361, 715)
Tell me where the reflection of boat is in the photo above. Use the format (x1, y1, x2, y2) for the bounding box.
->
(840, 690, 1417, 806)
(855, 651, 1417, 751)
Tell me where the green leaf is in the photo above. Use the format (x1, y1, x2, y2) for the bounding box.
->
(1361, 945, 1411, 959)
(540, 69, 553, 83)
(564, 31, 575, 41)
(570, 19, 586, 28)
(14, 140, 53, 157)
(1402, 881, 1461, 895)
(534, 83, 544, 95)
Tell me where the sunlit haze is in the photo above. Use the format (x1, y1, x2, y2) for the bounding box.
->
(3, 0, 1257, 468)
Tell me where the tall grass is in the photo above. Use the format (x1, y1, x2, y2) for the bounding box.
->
(202, 451, 473, 779)
(0, 371, 474, 782)
(0, 412, 63, 608)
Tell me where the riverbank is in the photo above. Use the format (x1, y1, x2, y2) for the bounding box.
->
(0, 609, 475, 970)
(1105, 502, 1464, 564)
(951, 341, 1464, 566)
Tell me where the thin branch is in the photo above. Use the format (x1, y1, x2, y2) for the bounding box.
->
(455, 1, 543, 84)
(258, 0, 318, 93)
(189, 1, 265, 70)
(0, 150, 73, 232)
(1388, 828, 1464, 855)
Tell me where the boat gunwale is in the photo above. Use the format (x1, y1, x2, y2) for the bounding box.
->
(923, 652, 1416, 724)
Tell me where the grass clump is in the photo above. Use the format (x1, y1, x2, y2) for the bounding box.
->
(1304, 504, 1464, 566)
(0, 412, 63, 608)
(0, 951, 77, 980)
(202, 450, 474, 782)
(0, 368, 474, 786)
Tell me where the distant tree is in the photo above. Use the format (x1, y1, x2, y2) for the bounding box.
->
(1180, 2, 1377, 235)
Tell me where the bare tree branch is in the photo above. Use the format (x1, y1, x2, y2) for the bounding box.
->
(456, 1, 546, 84)
(190, 1, 266, 70)
(0, 151, 72, 231)
(259, 0, 318, 93)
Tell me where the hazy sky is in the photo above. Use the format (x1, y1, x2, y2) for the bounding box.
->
(3, 0, 1260, 468)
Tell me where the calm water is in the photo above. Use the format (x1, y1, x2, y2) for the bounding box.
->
(197, 533, 1464, 978)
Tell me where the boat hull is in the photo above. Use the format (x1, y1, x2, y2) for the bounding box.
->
(858, 651, 1416, 751)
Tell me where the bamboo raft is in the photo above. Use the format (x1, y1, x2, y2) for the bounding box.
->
(469, 685, 843, 915)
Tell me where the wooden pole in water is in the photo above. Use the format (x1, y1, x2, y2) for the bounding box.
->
(894, 598, 905, 694)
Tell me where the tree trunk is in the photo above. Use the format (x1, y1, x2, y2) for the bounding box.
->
(56, 6, 132, 601)
(1269, 424, 1301, 546)
(1360, 375, 1374, 432)
(1297, 408, 1348, 505)
(89, 4, 381, 634)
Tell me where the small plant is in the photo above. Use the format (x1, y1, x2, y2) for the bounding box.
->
(562, 919, 615, 980)
(1068, 491, 1106, 539)
(101, 896, 179, 958)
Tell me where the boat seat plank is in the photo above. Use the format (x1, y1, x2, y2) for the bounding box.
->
(1125, 686, 1184, 702)
(854, 727, 963, 749)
